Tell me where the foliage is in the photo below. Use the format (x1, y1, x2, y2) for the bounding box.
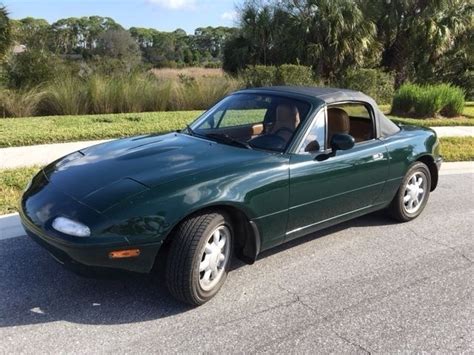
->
(0, 5, 11, 62)
(0, 88, 44, 117)
(339, 69, 394, 104)
(94, 29, 141, 72)
(41, 75, 89, 115)
(169, 76, 241, 110)
(86, 73, 171, 114)
(3, 50, 64, 88)
(392, 84, 465, 118)
(242, 64, 316, 87)
(242, 65, 277, 87)
(357, 0, 473, 88)
(275, 64, 316, 86)
(224, 0, 473, 95)
(0, 71, 242, 117)
(10, 17, 50, 50)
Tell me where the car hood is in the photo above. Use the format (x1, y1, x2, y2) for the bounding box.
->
(42, 133, 265, 211)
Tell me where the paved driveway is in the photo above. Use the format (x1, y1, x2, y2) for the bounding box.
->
(0, 173, 472, 353)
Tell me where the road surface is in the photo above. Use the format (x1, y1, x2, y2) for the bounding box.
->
(0, 172, 472, 353)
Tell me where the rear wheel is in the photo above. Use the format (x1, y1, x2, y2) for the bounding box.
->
(166, 211, 233, 306)
(388, 162, 431, 222)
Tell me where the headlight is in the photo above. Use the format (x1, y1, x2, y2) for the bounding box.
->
(52, 217, 91, 237)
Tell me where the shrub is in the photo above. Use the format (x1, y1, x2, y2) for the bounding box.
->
(169, 76, 242, 110)
(0, 88, 44, 117)
(340, 69, 394, 104)
(4, 50, 63, 89)
(40, 76, 89, 116)
(242, 65, 277, 87)
(392, 83, 465, 118)
(275, 64, 315, 86)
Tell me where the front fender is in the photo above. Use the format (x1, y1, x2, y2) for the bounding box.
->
(101, 156, 290, 247)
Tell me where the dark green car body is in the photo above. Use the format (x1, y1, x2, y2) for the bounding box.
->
(20, 87, 442, 275)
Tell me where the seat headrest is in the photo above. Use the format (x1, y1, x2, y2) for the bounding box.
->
(275, 104, 300, 130)
(327, 108, 349, 134)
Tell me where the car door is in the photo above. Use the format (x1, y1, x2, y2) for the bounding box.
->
(286, 102, 390, 241)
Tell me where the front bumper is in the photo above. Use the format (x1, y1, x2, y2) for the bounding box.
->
(20, 170, 162, 275)
(21, 214, 162, 275)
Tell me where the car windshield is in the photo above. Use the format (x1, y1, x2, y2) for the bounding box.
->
(188, 93, 312, 152)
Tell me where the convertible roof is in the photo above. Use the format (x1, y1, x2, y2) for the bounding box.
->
(249, 86, 375, 104)
(244, 86, 400, 137)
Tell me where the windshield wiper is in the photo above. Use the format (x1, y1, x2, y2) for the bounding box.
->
(205, 133, 252, 150)
(185, 124, 196, 136)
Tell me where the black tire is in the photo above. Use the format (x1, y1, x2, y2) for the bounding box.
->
(387, 162, 431, 222)
(165, 211, 233, 306)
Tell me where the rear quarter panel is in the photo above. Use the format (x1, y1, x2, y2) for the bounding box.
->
(379, 125, 440, 203)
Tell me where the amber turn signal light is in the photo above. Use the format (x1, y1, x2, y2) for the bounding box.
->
(109, 249, 140, 259)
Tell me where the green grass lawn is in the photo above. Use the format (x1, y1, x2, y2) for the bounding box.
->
(0, 166, 39, 214)
(0, 104, 473, 148)
(0, 111, 201, 148)
(1, 136, 472, 215)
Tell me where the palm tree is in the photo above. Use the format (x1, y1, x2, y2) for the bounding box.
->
(359, 0, 473, 87)
(287, 0, 377, 80)
(0, 5, 12, 61)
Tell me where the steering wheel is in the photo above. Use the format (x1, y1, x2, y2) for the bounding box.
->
(248, 134, 287, 151)
(274, 127, 294, 137)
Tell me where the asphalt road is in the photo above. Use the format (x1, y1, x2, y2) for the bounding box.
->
(1, 173, 472, 353)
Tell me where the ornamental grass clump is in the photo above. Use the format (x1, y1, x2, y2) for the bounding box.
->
(392, 83, 465, 118)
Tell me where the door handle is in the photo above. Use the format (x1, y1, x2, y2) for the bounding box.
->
(372, 153, 384, 160)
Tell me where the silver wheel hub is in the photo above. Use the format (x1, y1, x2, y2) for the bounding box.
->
(403, 172, 426, 214)
(198, 225, 230, 291)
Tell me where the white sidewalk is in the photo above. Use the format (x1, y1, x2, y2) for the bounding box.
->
(432, 126, 474, 137)
(0, 126, 473, 170)
(0, 139, 111, 169)
(1, 161, 472, 241)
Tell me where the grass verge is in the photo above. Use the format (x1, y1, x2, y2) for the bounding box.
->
(439, 137, 474, 162)
(0, 166, 39, 215)
(0, 111, 201, 147)
(1, 105, 474, 148)
(0, 136, 472, 215)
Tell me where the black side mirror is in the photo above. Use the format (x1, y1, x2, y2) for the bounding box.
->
(330, 134, 355, 151)
(304, 140, 320, 152)
(315, 134, 354, 161)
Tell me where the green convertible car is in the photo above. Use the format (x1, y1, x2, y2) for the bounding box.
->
(20, 87, 442, 305)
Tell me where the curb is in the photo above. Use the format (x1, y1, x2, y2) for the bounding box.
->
(0, 213, 24, 241)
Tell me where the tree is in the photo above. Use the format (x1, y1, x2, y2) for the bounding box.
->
(0, 5, 11, 61)
(11, 17, 50, 50)
(285, 0, 377, 80)
(359, 0, 473, 87)
(95, 28, 141, 72)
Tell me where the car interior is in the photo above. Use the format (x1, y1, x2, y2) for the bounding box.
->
(326, 104, 374, 146)
(195, 96, 374, 153)
(198, 97, 309, 151)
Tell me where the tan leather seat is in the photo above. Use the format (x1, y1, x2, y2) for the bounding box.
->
(268, 104, 300, 142)
(327, 108, 350, 145)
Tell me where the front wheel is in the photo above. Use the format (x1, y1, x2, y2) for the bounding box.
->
(165, 211, 233, 306)
(388, 162, 431, 222)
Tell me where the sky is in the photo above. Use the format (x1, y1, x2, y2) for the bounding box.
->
(3, 0, 241, 34)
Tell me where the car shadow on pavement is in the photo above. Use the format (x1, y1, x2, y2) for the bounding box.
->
(0, 211, 395, 328)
